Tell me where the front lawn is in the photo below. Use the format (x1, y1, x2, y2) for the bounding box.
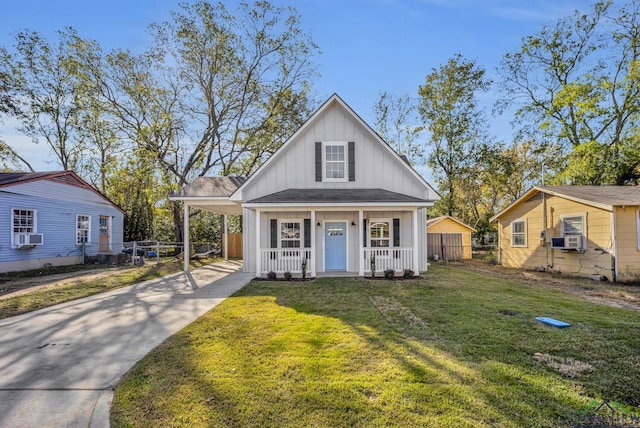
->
(111, 265, 640, 427)
(0, 257, 220, 320)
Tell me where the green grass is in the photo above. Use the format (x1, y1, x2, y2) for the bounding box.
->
(111, 264, 640, 427)
(0, 258, 219, 320)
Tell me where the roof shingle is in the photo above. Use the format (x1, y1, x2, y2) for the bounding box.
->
(170, 176, 247, 198)
(247, 188, 432, 204)
(539, 185, 640, 207)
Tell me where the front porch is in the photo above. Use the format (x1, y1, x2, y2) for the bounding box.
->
(258, 247, 416, 276)
(253, 207, 425, 277)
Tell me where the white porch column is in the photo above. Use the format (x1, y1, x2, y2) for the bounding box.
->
(255, 209, 261, 276)
(413, 209, 419, 273)
(358, 210, 364, 276)
(310, 210, 316, 277)
(223, 214, 228, 261)
(183, 203, 190, 272)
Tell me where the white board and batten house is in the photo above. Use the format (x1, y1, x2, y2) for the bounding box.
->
(171, 94, 440, 277)
(0, 171, 125, 273)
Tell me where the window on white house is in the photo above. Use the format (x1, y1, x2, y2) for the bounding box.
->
(280, 220, 302, 258)
(370, 221, 390, 248)
(12, 208, 36, 247)
(280, 221, 301, 248)
(77, 214, 91, 244)
(323, 142, 347, 181)
(511, 219, 527, 247)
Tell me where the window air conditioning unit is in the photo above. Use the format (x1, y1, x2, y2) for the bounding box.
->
(550, 237, 565, 248)
(550, 236, 582, 250)
(564, 235, 582, 249)
(15, 233, 44, 246)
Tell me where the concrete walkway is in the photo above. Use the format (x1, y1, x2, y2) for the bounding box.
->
(0, 260, 253, 428)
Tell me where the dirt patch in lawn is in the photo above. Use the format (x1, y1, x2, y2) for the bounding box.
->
(446, 259, 640, 312)
(533, 352, 595, 378)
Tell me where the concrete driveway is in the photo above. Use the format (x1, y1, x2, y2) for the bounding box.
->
(0, 260, 253, 427)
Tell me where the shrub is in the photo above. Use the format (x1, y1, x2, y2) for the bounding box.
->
(403, 269, 415, 279)
(283, 271, 293, 281)
(370, 254, 376, 278)
(267, 271, 277, 281)
(384, 269, 395, 280)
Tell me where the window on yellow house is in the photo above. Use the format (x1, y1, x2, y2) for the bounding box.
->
(511, 219, 527, 247)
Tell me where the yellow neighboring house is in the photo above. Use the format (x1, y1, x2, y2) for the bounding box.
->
(427, 215, 476, 260)
(491, 186, 640, 282)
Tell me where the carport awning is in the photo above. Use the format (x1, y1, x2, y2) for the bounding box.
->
(178, 199, 242, 215)
(169, 176, 246, 215)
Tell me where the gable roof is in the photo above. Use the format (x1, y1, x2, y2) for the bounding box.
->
(246, 188, 431, 205)
(0, 170, 125, 214)
(490, 185, 640, 222)
(230, 93, 439, 201)
(426, 215, 476, 232)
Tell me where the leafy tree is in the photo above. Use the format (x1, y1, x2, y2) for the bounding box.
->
(418, 54, 491, 216)
(0, 2, 318, 243)
(498, 0, 640, 185)
(373, 91, 424, 164)
(0, 48, 32, 171)
(71, 1, 318, 240)
(0, 29, 86, 170)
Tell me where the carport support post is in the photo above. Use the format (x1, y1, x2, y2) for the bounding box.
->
(310, 210, 316, 277)
(255, 209, 261, 277)
(413, 209, 419, 273)
(223, 214, 228, 261)
(358, 210, 364, 276)
(183, 203, 190, 272)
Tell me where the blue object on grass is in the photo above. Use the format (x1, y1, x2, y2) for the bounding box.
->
(535, 317, 571, 328)
(147, 251, 157, 257)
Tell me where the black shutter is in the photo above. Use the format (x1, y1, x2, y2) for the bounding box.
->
(270, 219, 278, 260)
(315, 142, 322, 182)
(348, 141, 355, 181)
(304, 219, 311, 248)
(393, 218, 400, 259)
(363, 219, 368, 247)
(393, 218, 400, 247)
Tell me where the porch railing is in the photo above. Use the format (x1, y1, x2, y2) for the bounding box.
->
(259, 248, 311, 274)
(363, 247, 414, 273)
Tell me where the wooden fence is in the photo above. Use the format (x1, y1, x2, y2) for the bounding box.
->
(222, 233, 243, 258)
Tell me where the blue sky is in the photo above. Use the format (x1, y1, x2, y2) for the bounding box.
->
(0, 0, 585, 171)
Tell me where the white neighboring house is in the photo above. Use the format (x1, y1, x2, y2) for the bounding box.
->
(170, 94, 439, 276)
(0, 171, 125, 273)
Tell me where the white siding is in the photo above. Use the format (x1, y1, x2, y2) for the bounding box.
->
(242, 208, 256, 273)
(236, 101, 433, 202)
(418, 208, 428, 271)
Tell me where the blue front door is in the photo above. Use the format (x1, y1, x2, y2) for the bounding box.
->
(325, 222, 347, 270)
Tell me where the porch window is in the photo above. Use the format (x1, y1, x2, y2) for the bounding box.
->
(280, 221, 301, 248)
(77, 214, 91, 244)
(12, 208, 37, 246)
(511, 219, 526, 247)
(370, 221, 390, 247)
(323, 142, 347, 181)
